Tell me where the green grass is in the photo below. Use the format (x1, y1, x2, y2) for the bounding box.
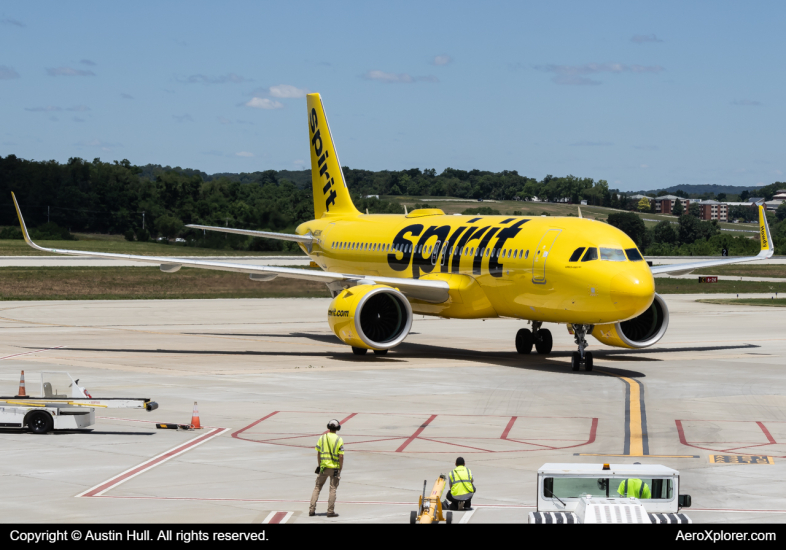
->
(693, 265, 786, 278)
(697, 298, 786, 307)
(0, 266, 329, 300)
(654, 277, 786, 294)
(0, 234, 303, 257)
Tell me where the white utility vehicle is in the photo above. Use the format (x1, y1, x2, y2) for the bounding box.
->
(0, 371, 157, 434)
(529, 463, 692, 524)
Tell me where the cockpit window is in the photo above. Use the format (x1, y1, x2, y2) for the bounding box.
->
(581, 248, 598, 262)
(600, 248, 626, 262)
(625, 248, 644, 261)
(569, 247, 586, 262)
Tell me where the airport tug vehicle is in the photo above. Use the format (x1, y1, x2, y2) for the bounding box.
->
(410, 475, 453, 524)
(529, 463, 692, 524)
(0, 371, 157, 434)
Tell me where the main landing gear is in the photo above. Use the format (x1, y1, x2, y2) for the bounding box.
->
(570, 324, 593, 372)
(515, 322, 553, 355)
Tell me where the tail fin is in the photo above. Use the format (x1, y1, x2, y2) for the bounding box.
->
(758, 203, 774, 257)
(307, 93, 360, 218)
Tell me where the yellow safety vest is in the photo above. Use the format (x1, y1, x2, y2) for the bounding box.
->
(449, 466, 475, 497)
(617, 478, 651, 499)
(316, 432, 344, 470)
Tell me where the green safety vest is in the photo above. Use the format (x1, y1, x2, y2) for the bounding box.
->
(617, 478, 651, 499)
(316, 432, 344, 470)
(449, 466, 475, 497)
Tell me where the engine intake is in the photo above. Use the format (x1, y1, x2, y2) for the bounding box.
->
(591, 293, 669, 349)
(328, 284, 413, 350)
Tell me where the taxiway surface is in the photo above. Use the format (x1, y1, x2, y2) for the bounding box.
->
(1, 295, 785, 523)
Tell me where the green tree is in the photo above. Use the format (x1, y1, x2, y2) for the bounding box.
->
(740, 190, 750, 202)
(678, 214, 700, 244)
(688, 202, 701, 218)
(637, 197, 651, 212)
(652, 220, 677, 244)
(154, 214, 183, 241)
(672, 199, 684, 216)
(607, 212, 647, 248)
(776, 202, 786, 222)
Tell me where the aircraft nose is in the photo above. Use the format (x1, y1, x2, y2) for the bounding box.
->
(610, 269, 655, 317)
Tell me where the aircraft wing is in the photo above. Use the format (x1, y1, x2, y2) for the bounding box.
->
(650, 204, 775, 276)
(11, 193, 449, 303)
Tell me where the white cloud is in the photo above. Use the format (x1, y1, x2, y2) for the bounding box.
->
(0, 65, 20, 79)
(432, 55, 453, 66)
(235, 151, 254, 157)
(640, 164, 649, 168)
(732, 99, 761, 106)
(173, 114, 193, 122)
(218, 116, 233, 125)
(1, 17, 25, 27)
(79, 139, 121, 150)
(244, 97, 284, 109)
(535, 63, 664, 85)
(67, 105, 90, 112)
(363, 70, 439, 84)
(121, 93, 134, 99)
(269, 84, 309, 98)
(25, 105, 61, 112)
(73, 117, 85, 123)
(634, 145, 659, 151)
(631, 34, 663, 44)
(181, 73, 249, 84)
(47, 66, 95, 76)
(80, 59, 96, 66)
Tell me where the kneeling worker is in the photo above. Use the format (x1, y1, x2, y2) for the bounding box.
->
(445, 457, 476, 510)
(309, 419, 344, 518)
(617, 478, 651, 499)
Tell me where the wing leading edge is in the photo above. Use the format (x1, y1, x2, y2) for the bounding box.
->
(650, 204, 774, 276)
(11, 193, 449, 303)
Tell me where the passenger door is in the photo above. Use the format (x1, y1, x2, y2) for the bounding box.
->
(532, 229, 561, 284)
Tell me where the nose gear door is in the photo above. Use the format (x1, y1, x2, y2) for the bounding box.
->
(532, 229, 561, 284)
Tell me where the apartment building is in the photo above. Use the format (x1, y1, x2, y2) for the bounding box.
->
(696, 200, 728, 222)
(654, 195, 690, 214)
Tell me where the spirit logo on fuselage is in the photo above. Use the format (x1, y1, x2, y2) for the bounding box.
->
(387, 219, 529, 278)
(310, 107, 337, 212)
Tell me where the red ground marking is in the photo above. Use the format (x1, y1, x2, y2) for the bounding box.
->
(231, 411, 279, 440)
(268, 512, 288, 524)
(676, 419, 786, 457)
(322, 412, 357, 434)
(0, 345, 66, 361)
(232, 412, 598, 454)
(395, 414, 437, 452)
(78, 427, 227, 497)
(500, 416, 517, 440)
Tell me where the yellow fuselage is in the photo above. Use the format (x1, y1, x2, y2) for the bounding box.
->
(298, 211, 655, 326)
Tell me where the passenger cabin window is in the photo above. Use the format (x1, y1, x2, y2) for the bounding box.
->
(569, 247, 586, 262)
(581, 248, 598, 262)
(543, 477, 673, 500)
(600, 248, 626, 262)
(625, 248, 644, 261)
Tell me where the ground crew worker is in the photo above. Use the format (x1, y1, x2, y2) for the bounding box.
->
(309, 419, 344, 517)
(445, 457, 476, 510)
(617, 478, 651, 499)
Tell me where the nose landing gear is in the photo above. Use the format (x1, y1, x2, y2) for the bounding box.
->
(516, 322, 553, 355)
(570, 324, 593, 371)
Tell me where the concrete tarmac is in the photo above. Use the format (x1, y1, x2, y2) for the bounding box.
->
(1, 295, 785, 524)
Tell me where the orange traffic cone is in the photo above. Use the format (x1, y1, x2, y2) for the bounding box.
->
(190, 401, 203, 429)
(16, 370, 27, 397)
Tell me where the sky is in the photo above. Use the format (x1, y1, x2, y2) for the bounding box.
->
(1, 0, 784, 191)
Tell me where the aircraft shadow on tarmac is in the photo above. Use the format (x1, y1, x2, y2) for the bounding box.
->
(45, 339, 759, 381)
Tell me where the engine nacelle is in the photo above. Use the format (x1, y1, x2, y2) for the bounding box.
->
(328, 284, 413, 350)
(591, 293, 669, 349)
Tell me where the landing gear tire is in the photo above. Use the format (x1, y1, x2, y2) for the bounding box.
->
(584, 352, 593, 372)
(571, 351, 581, 371)
(352, 347, 368, 356)
(409, 510, 417, 524)
(535, 329, 553, 354)
(515, 329, 534, 354)
(27, 411, 53, 434)
(373, 349, 388, 356)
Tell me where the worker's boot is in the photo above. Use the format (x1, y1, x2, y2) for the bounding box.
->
(458, 501, 465, 511)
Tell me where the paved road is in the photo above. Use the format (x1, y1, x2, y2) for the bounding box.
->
(0, 255, 311, 267)
(0, 295, 784, 523)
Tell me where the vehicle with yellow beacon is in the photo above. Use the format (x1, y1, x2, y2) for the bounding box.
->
(11, 93, 775, 370)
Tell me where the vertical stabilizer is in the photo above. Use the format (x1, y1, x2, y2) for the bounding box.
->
(307, 93, 360, 218)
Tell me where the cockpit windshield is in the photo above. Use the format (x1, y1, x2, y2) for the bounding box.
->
(625, 248, 644, 261)
(599, 248, 626, 262)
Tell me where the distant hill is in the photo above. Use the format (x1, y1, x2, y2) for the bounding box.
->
(630, 184, 762, 196)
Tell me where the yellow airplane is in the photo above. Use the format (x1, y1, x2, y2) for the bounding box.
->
(11, 93, 775, 371)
